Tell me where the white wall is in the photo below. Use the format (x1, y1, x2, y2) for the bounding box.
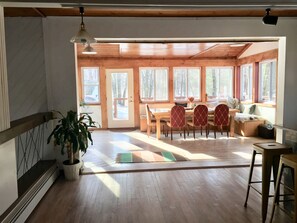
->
(0, 6, 18, 216)
(5, 18, 48, 121)
(41, 16, 297, 131)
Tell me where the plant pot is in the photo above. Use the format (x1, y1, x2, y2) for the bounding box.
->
(62, 159, 80, 180)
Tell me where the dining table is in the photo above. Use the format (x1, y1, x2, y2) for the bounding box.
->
(151, 107, 239, 140)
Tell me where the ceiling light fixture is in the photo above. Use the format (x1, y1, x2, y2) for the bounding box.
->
(82, 43, 97, 55)
(70, 7, 96, 44)
(262, 8, 278, 25)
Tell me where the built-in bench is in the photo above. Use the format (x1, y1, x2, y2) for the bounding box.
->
(234, 103, 275, 137)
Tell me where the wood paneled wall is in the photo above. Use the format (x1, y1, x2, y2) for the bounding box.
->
(78, 50, 277, 128)
(78, 58, 236, 128)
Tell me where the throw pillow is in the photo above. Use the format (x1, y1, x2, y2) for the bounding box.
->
(249, 104, 256, 115)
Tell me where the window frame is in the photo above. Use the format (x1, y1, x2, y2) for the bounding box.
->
(139, 67, 169, 102)
(81, 67, 100, 105)
(173, 67, 201, 102)
(240, 63, 253, 102)
(258, 59, 277, 104)
(205, 66, 234, 101)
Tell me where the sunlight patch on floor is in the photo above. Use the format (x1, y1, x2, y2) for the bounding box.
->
(187, 153, 217, 160)
(124, 131, 190, 156)
(110, 141, 143, 151)
(233, 151, 262, 161)
(87, 149, 114, 164)
(95, 173, 120, 198)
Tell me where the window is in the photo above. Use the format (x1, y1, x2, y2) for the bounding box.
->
(140, 68, 168, 101)
(81, 67, 100, 104)
(259, 59, 276, 103)
(240, 64, 253, 102)
(206, 67, 233, 101)
(173, 68, 201, 101)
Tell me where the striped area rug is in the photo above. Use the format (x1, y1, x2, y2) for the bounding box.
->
(116, 151, 188, 163)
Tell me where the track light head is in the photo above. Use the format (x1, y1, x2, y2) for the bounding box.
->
(262, 8, 278, 25)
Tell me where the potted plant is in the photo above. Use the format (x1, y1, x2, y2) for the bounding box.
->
(47, 110, 95, 180)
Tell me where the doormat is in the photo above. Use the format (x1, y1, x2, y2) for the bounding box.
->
(116, 151, 188, 163)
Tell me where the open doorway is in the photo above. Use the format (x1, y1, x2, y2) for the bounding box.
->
(75, 37, 285, 133)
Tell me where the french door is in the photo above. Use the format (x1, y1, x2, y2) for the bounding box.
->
(106, 69, 135, 128)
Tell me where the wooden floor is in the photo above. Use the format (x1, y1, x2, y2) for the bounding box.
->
(81, 130, 271, 173)
(27, 167, 291, 223)
(27, 130, 292, 222)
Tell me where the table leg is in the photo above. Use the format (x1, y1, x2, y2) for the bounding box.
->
(262, 153, 273, 223)
(156, 118, 161, 140)
(229, 115, 235, 137)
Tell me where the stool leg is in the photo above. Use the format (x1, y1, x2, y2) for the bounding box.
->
(262, 153, 273, 223)
(244, 150, 257, 207)
(294, 168, 297, 223)
(269, 161, 284, 223)
(272, 156, 281, 204)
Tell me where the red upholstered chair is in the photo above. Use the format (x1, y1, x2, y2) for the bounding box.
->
(208, 104, 230, 138)
(166, 105, 186, 140)
(187, 104, 208, 138)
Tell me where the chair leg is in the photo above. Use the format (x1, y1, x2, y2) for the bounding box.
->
(206, 125, 208, 138)
(214, 126, 216, 139)
(200, 126, 203, 135)
(193, 127, 195, 139)
(184, 128, 186, 139)
(171, 128, 173, 140)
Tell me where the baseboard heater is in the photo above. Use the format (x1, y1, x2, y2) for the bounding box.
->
(0, 160, 60, 223)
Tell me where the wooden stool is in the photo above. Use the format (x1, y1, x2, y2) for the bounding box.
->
(270, 154, 297, 223)
(244, 142, 292, 223)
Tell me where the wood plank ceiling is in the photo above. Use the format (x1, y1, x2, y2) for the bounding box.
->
(76, 42, 252, 59)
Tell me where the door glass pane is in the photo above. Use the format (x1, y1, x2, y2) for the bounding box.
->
(111, 72, 128, 120)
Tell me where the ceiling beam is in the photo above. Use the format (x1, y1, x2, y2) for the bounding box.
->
(32, 8, 46, 17)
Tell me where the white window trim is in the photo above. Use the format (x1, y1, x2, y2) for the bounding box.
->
(258, 59, 277, 104)
(81, 67, 100, 104)
(206, 66, 234, 101)
(240, 63, 253, 102)
(173, 67, 201, 101)
(139, 67, 169, 102)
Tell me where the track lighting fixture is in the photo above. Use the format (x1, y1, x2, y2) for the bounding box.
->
(70, 7, 96, 44)
(262, 8, 278, 25)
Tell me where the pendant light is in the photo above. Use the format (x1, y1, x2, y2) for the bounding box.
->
(70, 7, 96, 44)
(82, 43, 97, 55)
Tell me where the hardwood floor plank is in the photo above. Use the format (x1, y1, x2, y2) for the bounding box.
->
(27, 167, 291, 223)
(26, 130, 290, 223)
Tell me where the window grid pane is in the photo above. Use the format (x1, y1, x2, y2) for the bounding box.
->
(140, 68, 168, 101)
(240, 64, 253, 101)
(174, 68, 200, 101)
(206, 67, 233, 100)
(82, 68, 100, 103)
(259, 60, 276, 103)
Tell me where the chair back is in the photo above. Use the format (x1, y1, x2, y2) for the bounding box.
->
(214, 104, 229, 126)
(145, 104, 153, 125)
(193, 104, 208, 126)
(170, 105, 186, 127)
